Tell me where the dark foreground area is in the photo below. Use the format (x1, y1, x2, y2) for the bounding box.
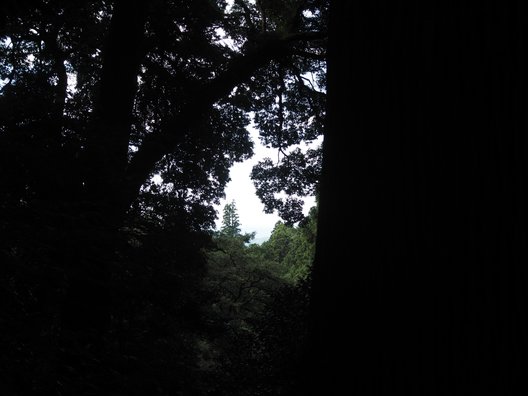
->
(3, 1, 528, 395)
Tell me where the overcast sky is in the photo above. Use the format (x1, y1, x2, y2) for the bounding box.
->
(214, 126, 319, 244)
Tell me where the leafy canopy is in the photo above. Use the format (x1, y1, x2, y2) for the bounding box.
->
(0, 0, 327, 229)
(0, 2, 327, 394)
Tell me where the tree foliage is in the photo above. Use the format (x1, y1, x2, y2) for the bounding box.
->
(0, 0, 327, 230)
(202, 205, 317, 395)
(258, 205, 317, 282)
(0, 0, 326, 394)
(220, 200, 242, 237)
(252, 147, 322, 223)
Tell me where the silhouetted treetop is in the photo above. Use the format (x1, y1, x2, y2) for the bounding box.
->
(0, 0, 327, 230)
(220, 200, 242, 237)
(1, 2, 326, 394)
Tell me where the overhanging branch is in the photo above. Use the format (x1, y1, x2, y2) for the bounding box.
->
(123, 31, 326, 208)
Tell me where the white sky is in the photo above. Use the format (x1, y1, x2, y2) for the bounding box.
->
(214, 126, 320, 244)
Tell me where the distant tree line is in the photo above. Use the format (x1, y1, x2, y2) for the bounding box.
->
(201, 200, 316, 395)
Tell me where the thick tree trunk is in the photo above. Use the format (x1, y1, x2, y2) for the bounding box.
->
(59, 0, 148, 355)
(307, 1, 528, 394)
(84, 0, 147, 220)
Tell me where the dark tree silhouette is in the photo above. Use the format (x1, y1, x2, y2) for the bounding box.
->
(305, 1, 528, 395)
(0, 1, 327, 394)
(0, 0, 327, 229)
(0, 0, 327, 309)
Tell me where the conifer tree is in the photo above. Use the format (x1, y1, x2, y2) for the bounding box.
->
(220, 200, 241, 237)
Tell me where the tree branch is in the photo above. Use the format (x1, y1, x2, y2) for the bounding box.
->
(292, 67, 326, 126)
(122, 25, 326, 210)
(277, 64, 285, 159)
(234, 0, 256, 33)
(42, 29, 67, 110)
(124, 36, 294, 205)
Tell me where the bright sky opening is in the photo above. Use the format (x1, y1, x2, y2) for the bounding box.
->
(215, 126, 321, 244)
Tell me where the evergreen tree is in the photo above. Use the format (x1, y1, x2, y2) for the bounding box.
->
(220, 200, 242, 238)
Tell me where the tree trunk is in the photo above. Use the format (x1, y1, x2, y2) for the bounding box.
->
(306, 1, 528, 394)
(59, 0, 147, 323)
(85, 0, 146, 199)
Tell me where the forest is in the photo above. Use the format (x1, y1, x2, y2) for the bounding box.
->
(3, 0, 528, 395)
(1, 0, 324, 394)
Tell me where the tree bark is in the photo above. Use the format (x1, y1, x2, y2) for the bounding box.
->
(84, 0, 147, 222)
(59, 0, 148, 348)
(307, 1, 528, 394)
